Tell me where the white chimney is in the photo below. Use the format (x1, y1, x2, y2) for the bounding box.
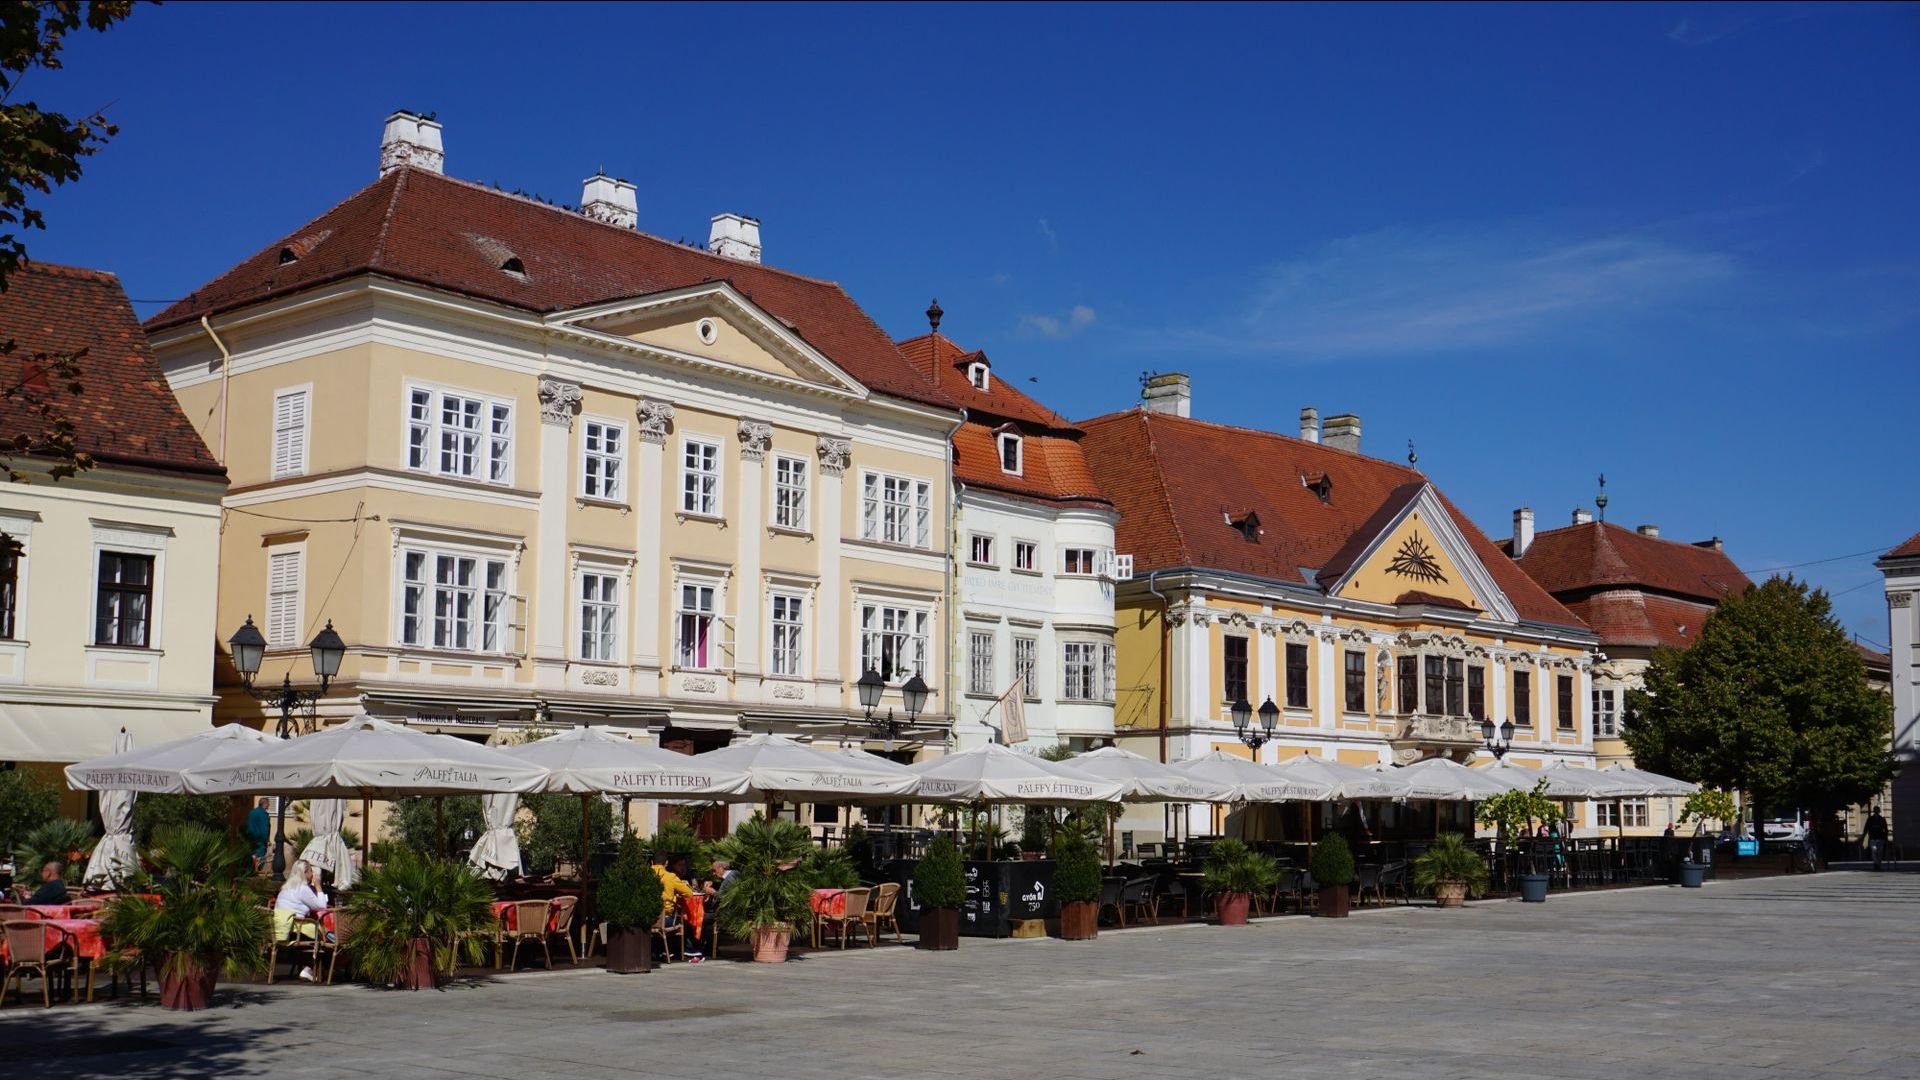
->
(582, 174, 637, 228)
(379, 111, 443, 176)
(1572, 507, 1594, 526)
(1513, 507, 1535, 558)
(1142, 373, 1191, 417)
(1299, 407, 1320, 443)
(1637, 524, 1661, 539)
(708, 213, 762, 262)
(1323, 413, 1362, 453)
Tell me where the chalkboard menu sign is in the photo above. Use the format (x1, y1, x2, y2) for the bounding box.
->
(883, 858, 1058, 938)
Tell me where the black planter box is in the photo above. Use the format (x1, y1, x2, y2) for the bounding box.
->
(884, 858, 1057, 938)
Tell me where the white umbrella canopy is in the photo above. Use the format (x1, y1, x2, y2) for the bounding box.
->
(694, 733, 921, 803)
(1068, 746, 1233, 803)
(500, 725, 753, 799)
(1475, 758, 1548, 792)
(1390, 757, 1528, 801)
(908, 743, 1125, 805)
(467, 793, 523, 881)
(1599, 763, 1699, 798)
(1169, 750, 1331, 803)
(183, 714, 549, 797)
(299, 798, 357, 889)
(1267, 754, 1414, 801)
(1536, 761, 1645, 799)
(65, 723, 273, 794)
(82, 728, 138, 886)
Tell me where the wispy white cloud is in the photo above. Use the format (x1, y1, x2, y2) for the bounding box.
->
(1037, 217, 1059, 254)
(1018, 304, 1096, 340)
(1784, 144, 1826, 186)
(1185, 223, 1737, 359)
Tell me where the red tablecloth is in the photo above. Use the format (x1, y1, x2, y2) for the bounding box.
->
(680, 894, 704, 940)
(24, 904, 93, 920)
(492, 900, 564, 932)
(0, 918, 103, 962)
(809, 888, 847, 917)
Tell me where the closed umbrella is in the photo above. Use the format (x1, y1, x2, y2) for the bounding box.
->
(299, 798, 357, 889)
(65, 723, 272, 794)
(1170, 750, 1332, 803)
(468, 793, 523, 881)
(1068, 746, 1233, 803)
(1267, 754, 1414, 801)
(908, 743, 1125, 805)
(82, 728, 137, 886)
(183, 714, 549, 797)
(694, 733, 920, 803)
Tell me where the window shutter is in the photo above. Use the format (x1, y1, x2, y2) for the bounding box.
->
(272, 389, 308, 479)
(266, 549, 302, 646)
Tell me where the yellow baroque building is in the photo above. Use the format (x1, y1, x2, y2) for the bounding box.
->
(1080, 383, 1603, 844)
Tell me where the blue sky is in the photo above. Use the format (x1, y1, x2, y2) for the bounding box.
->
(26, 2, 1920, 644)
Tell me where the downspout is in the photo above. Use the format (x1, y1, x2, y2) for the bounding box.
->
(1146, 570, 1171, 763)
(943, 409, 968, 751)
(202, 314, 233, 465)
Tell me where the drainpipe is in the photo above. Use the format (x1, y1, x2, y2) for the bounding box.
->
(1145, 570, 1171, 763)
(202, 314, 233, 465)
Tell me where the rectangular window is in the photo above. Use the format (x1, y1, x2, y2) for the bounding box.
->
(0, 542, 17, 640)
(770, 593, 805, 677)
(675, 583, 718, 669)
(1063, 548, 1097, 575)
(1592, 687, 1618, 737)
(266, 549, 303, 647)
(272, 388, 308, 479)
(1222, 636, 1249, 704)
(1444, 658, 1465, 717)
(969, 631, 995, 695)
(405, 386, 512, 483)
(1013, 541, 1037, 573)
(1557, 675, 1576, 731)
(94, 552, 154, 647)
(581, 420, 625, 501)
(1285, 642, 1309, 709)
(1513, 668, 1532, 726)
(1398, 655, 1419, 714)
(1102, 643, 1116, 703)
(859, 604, 928, 683)
(1622, 799, 1649, 828)
(1425, 656, 1445, 717)
(579, 571, 619, 662)
(681, 438, 720, 516)
(1595, 802, 1619, 829)
(999, 433, 1022, 474)
(1063, 641, 1099, 701)
(399, 549, 510, 653)
(861, 473, 933, 548)
(969, 534, 996, 567)
(1344, 650, 1367, 713)
(1467, 665, 1486, 722)
(773, 456, 808, 531)
(1013, 635, 1038, 699)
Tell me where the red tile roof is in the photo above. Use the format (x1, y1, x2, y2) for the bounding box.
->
(1563, 591, 1717, 650)
(148, 168, 954, 411)
(1078, 408, 1584, 631)
(896, 333, 1071, 429)
(1884, 531, 1920, 560)
(1515, 521, 1748, 605)
(1, 261, 224, 480)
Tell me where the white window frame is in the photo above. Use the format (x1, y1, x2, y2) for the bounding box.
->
(272, 385, 311, 480)
(576, 567, 622, 663)
(967, 361, 990, 390)
(1592, 686, 1619, 737)
(1062, 640, 1100, 702)
(404, 383, 515, 485)
(1013, 635, 1039, 700)
(860, 470, 933, 549)
(0, 513, 31, 643)
(968, 630, 996, 696)
(395, 543, 515, 655)
(681, 436, 721, 517)
(968, 534, 996, 568)
(1062, 547, 1097, 576)
(1622, 798, 1649, 828)
(998, 432, 1023, 476)
(773, 454, 809, 532)
(265, 544, 305, 647)
(769, 592, 806, 678)
(858, 602, 930, 685)
(1012, 540, 1038, 574)
(580, 418, 626, 503)
(673, 576, 724, 671)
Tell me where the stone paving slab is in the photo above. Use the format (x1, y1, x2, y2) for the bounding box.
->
(3, 873, 1916, 1078)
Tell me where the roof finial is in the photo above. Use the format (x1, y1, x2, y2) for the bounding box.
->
(1407, 439, 1418, 466)
(1595, 473, 1608, 522)
(926, 297, 943, 334)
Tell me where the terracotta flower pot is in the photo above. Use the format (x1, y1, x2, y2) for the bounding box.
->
(158, 956, 219, 1011)
(606, 926, 651, 973)
(917, 907, 960, 950)
(1215, 892, 1251, 926)
(399, 937, 438, 990)
(750, 926, 791, 963)
(1433, 881, 1468, 908)
(1316, 884, 1351, 918)
(1058, 899, 1099, 940)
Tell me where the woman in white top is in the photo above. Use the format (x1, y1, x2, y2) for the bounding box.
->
(273, 858, 330, 942)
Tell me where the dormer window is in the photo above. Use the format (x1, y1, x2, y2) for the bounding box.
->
(1303, 472, 1333, 504)
(998, 432, 1023, 475)
(968, 362, 990, 391)
(1227, 509, 1261, 542)
(500, 256, 526, 276)
(278, 247, 299, 265)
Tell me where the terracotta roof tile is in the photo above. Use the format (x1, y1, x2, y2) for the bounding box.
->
(148, 168, 954, 411)
(1516, 521, 1748, 604)
(1, 261, 223, 479)
(1563, 591, 1717, 650)
(1884, 531, 1920, 560)
(896, 333, 1072, 429)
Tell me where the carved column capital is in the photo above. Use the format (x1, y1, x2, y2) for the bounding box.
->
(538, 378, 583, 429)
(738, 419, 773, 462)
(816, 435, 852, 476)
(636, 398, 675, 444)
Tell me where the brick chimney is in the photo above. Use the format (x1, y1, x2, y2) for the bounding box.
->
(1322, 413, 1362, 453)
(1512, 507, 1535, 558)
(1637, 524, 1661, 539)
(379, 111, 443, 176)
(1299, 407, 1320, 443)
(708, 213, 762, 262)
(1142, 373, 1191, 417)
(581, 174, 637, 228)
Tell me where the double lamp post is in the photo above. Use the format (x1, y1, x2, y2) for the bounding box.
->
(226, 614, 345, 878)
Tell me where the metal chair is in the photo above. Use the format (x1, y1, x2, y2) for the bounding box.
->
(1354, 863, 1385, 907)
(1120, 877, 1159, 926)
(1095, 876, 1126, 926)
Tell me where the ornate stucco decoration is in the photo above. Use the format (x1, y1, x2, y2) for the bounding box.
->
(738, 419, 773, 462)
(1891, 592, 1912, 609)
(816, 435, 852, 475)
(1218, 610, 1256, 630)
(581, 670, 619, 687)
(772, 683, 807, 700)
(636, 398, 676, 444)
(1280, 619, 1315, 641)
(1375, 650, 1393, 712)
(538, 378, 583, 429)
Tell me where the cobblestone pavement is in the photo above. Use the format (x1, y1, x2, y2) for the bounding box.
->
(6, 872, 1916, 1079)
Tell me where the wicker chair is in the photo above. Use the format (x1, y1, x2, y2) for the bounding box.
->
(319, 910, 361, 984)
(3, 919, 73, 1006)
(1094, 876, 1126, 926)
(546, 896, 581, 965)
(651, 911, 685, 963)
(818, 886, 872, 949)
(502, 900, 554, 970)
(264, 906, 322, 984)
(1354, 864, 1386, 908)
(865, 882, 902, 944)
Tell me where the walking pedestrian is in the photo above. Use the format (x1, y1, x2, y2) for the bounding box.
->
(1865, 807, 1889, 871)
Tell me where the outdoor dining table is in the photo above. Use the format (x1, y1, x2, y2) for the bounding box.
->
(808, 888, 846, 946)
(23, 904, 99, 920)
(0, 917, 105, 963)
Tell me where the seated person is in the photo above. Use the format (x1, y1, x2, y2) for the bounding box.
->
(273, 859, 332, 980)
(26, 861, 69, 906)
(697, 858, 736, 955)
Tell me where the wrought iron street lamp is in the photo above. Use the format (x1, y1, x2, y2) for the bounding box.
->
(858, 667, 928, 750)
(228, 615, 346, 877)
(1480, 717, 1516, 761)
(1231, 696, 1280, 750)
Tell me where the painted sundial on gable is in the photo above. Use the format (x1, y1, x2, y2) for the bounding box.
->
(1386, 532, 1447, 584)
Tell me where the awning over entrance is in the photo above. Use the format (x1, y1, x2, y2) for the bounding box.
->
(0, 700, 211, 763)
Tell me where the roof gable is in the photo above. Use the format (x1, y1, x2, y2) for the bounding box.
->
(1320, 484, 1518, 622)
(896, 333, 1071, 430)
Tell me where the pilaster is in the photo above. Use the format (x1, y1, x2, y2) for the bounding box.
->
(733, 420, 771, 686)
(815, 436, 850, 685)
(632, 398, 674, 682)
(533, 378, 581, 689)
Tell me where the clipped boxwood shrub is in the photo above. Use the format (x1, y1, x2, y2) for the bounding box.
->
(1049, 825, 1103, 904)
(596, 832, 665, 932)
(1310, 833, 1355, 887)
(914, 834, 966, 910)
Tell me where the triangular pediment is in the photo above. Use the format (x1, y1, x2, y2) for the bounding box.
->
(547, 282, 868, 398)
(1322, 484, 1517, 622)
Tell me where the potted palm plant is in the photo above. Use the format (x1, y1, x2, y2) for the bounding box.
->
(1310, 834, 1356, 917)
(1201, 838, 1279, 926)
(15, 817, 98, 885)
(596, 832, 664, 973)
(98, 825, 270, 1011)
(1477, 780, 1565, 903)
(343, 849, 496, 989)
(802, 845, 861, 890)
(1411, 832, 1489, 908)
(712, 816, 814, 963)
(913, 834, 966, 950)
(1050, 823, 1102, 941)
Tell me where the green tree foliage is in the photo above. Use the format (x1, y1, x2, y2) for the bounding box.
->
(644, 817, 705, 869)
(15, 815, 94, 880)
(1624, 576, 1894, 818)
(912, 834, 966, 910)
(595, 832, 664, 932)
(0, 766, 59, 853)
(133, 793, 230, 846)
(1048, 821, 1103, 904)
(383, 795, 486, 858)
(1476, 779, 1566, 840)
(1308, 833, 1356, 888)
(518, 793, 614, 870)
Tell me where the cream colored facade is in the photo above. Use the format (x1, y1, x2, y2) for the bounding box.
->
(150, 279, 959, 767)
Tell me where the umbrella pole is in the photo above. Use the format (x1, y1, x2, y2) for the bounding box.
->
(361, 797, 372, 868)
(1302, 802, 1314, 860)
(435, 797, 446, 859)
(579, 793, 591, 880)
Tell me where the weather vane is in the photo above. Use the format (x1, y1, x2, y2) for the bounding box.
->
(1595, 473, 1608, 522)
(1407, 439, 1418, 466)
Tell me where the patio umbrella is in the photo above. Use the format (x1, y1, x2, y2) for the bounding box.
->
(694, 733, 921, 803)
(468, 793, 523, 881)
(64, 723, 272, 794)
(1535, 761, 1645, 800)
(1475, 758, 1548, 792)
(1598, 763, 1698, 798)
(908, 743, 1125, 805)
(500, 725, 752, 799)
(1067, 746, 1233, 803)
(1267, 754, 1415, 801)
(1169, 750, 1331, 803)
(299, 798, 358, 889)
(1390, 757, 1529, 800)
(182, 714, 549, 797)
(81, 728, 138, 886)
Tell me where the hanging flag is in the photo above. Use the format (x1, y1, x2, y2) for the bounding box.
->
(999, 674, 1029, 746)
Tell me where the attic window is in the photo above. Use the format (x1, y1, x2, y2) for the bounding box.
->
(499, 256, 526, 276)
(1302, 472, 1333, 504)
(278, 247, 299, 265)
(998, 431, 1023, 475)
(1227, 509, 1262, 542)
(968, 362, 990, 391)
